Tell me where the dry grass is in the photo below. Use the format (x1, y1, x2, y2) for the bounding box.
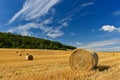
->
(0, 49, 120, 80)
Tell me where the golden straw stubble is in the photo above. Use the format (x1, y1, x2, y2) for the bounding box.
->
(69, 49, 98, 71)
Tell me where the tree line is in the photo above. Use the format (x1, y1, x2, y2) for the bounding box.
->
(0, 32, 76, 50)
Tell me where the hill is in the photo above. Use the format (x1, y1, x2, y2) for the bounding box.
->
(0, 32, 76, 50)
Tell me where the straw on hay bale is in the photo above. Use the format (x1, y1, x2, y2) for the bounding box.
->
(69, 49, 98, 71)
(25, 55, 33, 60)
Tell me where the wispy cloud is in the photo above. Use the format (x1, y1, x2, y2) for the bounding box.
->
(111, 9, 120, 16)
(47, 28, 64, 38)
(6, 1, 94, 38)
(7, 19, 67, 38)
(92, 47, 120, 51)
(75, 42, 83, 47)
(6, 0, 68, 38)
(100, 25, 120, 32)
(77, 39, 120, 51)
(59, 2, 94, 23)
(80, 39, 119, 48)
(8, 0, 60, 24)
(72, 0, 79, 6)
(80, 2, 94, 7)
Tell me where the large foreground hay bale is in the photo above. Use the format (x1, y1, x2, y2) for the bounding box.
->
(69, 49, 98, 71)
(25, 55, 33, 60)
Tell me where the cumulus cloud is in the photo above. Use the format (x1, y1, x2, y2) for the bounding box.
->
(8, 0, 60, 24)
(100, 25, 120, 32)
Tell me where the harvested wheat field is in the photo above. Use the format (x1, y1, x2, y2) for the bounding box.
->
(0, 49, 120, 80)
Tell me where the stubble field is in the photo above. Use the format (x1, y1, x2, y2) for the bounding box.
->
(0, 49, 120, 80)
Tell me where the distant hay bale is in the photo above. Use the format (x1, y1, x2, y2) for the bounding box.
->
(18, 53, 22, 56)
(21, 51, 23, 53)
(25, 55, 33, 60)
(113, 53, 115, 55)
(26, 53, 29, 55)
(69, 49, 98, 71)
(16, 51, 19, 53)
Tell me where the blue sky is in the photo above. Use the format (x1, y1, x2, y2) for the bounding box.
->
(0, 0, 120, 51)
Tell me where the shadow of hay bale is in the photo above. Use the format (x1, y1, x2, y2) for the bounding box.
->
(95, 65, 110, 71)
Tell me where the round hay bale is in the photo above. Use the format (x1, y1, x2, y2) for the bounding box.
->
(16, 51, 19, 53)
(25, 55, 33, 60)
(26, 53, 29, 55)
(18, 53, 22, 56)
(69, 49, 98, 71)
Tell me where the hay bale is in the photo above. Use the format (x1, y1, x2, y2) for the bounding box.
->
(26, 53, 29, 55)
(69, 49, 98, 71)
(25, 55, 33, 60)
(16, 51, 19, 53)
(18, 53, 22, 56)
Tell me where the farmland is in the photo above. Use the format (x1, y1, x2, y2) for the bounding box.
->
(0, 49, 120, 80)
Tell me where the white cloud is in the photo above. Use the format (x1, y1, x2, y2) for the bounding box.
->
(100, 25, 120, 32)
(62, 22, 68, 27)
(59, 2, 94, 23)
(8, 22, 37, 36)
(6, 0, 67, 38)
(6, 1, 94, 39)
(78, 39, 120, 51)
(69, 38, 120, 51)
(91, 47, 120, 51)
(47, 29, 63, 38)
(80, 2, 94, 7)
(8, 0, 59, 24)
(7, 19, 65, 38)
(75, 42, 83, 46)
(112, 10, 120, 16)
(46, 22, 68, 38)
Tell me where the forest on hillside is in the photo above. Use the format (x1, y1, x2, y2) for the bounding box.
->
(0, 32, 76, 50)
